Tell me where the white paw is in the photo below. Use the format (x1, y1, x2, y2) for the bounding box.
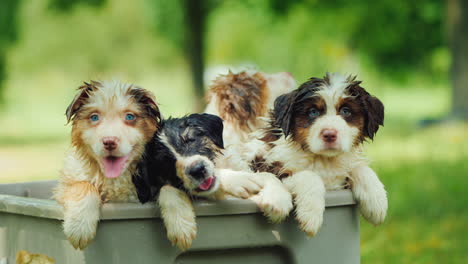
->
(350, 165, 388, 225)
(63, 214, 98, 250)
(250, 179, 293, 223)
(165, 216, 197, 251)
(296, 208, 324, 237)
(220, 171, 263, 199)
(159, 185, 197, 251)
(359, 191, 388, 225)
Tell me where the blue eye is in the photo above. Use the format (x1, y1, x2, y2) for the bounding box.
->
(309, 108, 321, 118)
(340, 107, 351, 117)
(90, 114, 99, 122)
(126, 114, 136, 121)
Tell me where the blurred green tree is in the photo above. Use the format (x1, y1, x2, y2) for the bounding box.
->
(268, 0, 445, 74)
(0, 0, 460, 114)
(448, 0, 468, 120)
(146, 0, 221, 111)
(0, 0, 21, 105)
(48, 0, 106, 11)
(148, 0, 461, 115)
(0, 0, 107, 106)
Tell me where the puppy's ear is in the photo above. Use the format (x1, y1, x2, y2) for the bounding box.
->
(130, 87, 162, 125)
(132, 171, 152, 204)
(272, 91, 297, 137)
(65, 82, 96, 123)
(346, 81, 384, 140)
(199, 113, 224, 149)
(363, 94, 384, 140)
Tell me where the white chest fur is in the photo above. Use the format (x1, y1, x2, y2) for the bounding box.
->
(262, 138, 368, 190)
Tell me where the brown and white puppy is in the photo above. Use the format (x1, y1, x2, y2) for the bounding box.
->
(54, 80, 161, 249)
(204, 70, 296, 146)
(204, 70, 296, 224)
(249, 73, 387, 236)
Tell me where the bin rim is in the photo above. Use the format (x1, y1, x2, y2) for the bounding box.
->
(0, 180, 356, 220)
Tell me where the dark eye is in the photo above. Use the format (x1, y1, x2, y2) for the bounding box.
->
(194, 130, 204, 137)
(340, 107, 351, 117)
(125, 113, 136, 121)
(90, 114, 99, 122)
(309, 108, 321, 118)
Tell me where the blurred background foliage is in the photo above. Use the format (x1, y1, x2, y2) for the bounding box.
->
(0, 0, 466, 263)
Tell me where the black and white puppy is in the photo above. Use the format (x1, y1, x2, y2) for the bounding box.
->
(133, 113, 266, 251)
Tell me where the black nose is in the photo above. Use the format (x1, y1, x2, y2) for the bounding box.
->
(188, 162, 206, 179)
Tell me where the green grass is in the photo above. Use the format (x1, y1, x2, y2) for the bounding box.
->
(359, 97, 468, 263)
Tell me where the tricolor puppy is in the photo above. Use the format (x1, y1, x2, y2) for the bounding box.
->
(250, 73, 387, 236)
(54, 80, 160, 249)
(133, 113, 281, 251)
(205, 70, 296, 146)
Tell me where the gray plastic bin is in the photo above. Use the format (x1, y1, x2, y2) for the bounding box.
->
(0, 180, 360, 263)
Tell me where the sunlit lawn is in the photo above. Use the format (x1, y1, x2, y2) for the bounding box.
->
(360, 91, 468, 263)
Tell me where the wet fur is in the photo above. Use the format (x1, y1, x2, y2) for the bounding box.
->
(54, 80, 160, 249)
(205, 71, 296, 226)
(205, 71, 296, 146)
(133, 113, 267, 251)
(250, 73, 387, 236)
(133, 114, 225, 202)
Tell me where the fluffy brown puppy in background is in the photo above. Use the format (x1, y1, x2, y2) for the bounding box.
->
(204, 70, 296, 146)
(54, 80, 160, 249)
(204, 70, 297, 223)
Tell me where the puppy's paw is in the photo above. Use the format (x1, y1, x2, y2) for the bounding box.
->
(166, 216, 197, 251)
(220, 172, 263, 199)
(250, 181, 293, 223)
(359, 190, 388, 225)
(296, 206, 324, 237)
(63, 214, 98, 250)
(159, 185, 197, 251)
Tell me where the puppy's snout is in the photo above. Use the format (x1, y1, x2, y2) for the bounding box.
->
(321, 129, 337, 143)
(187, 162, 206, 180)
(102, 137, 119, 151)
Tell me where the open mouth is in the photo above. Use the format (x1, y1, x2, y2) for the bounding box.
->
(195, 176, 216, 192)
(102, 155, 129, 179)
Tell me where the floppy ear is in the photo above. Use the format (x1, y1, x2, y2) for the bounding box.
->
(129, 87, 162, 125)
(199, 113, 224, 149)
(65, 82, 96, 123)
(132, 169, 153, 204)
(363, 95, 384, 140)
(272, 91, 297, 137)
(346, 81, 384, 140)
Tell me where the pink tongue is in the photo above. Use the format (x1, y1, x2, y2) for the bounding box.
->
(198, 177, 214, 191)
(102, 156, 128, 179)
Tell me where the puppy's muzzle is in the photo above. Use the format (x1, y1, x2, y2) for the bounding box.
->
(321, 129, 337, 143)
(185, 160, 216, 192)
(187, 162, 207, 180)
(103, 137, 119, 151)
